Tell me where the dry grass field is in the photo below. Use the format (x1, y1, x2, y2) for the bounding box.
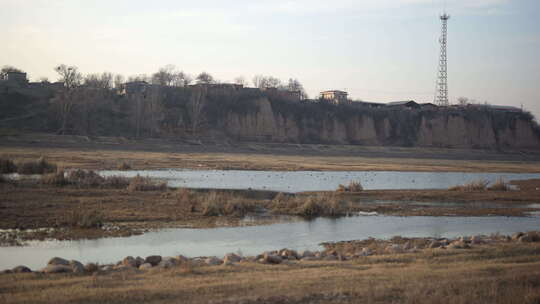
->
(1, 242, 540, 304)
(1, 142, 540, 173)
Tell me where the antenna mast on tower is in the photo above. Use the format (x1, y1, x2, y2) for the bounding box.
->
(435, 12, 450, 106)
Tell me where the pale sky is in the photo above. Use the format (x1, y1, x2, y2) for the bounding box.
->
(1, 0, 539, 118)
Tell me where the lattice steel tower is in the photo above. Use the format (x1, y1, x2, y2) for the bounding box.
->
(435, 13, 450, 106)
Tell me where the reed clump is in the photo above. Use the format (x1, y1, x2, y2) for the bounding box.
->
(40, 169, 131, 189)
(0, 158, 17, 174)
(337, 181, 363, 192)
(271, 193, 352, 217)
(127, 175, 167, 192)
(448, 179, 489, 191)
(200, 191, 257, 217)
(16, 157, 57, 174)
(60, 208, 104, 228)
(41, 170, 68, 186)
(116, 161, 132, 171)
(488, 178, 510, 191)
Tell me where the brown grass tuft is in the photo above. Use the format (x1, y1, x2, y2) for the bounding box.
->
(271, 193, 352, 217)
(200, 191, 257, 217)
(16, 157, 57, 174)
(59, 208, 104, 228)
(449, 179, 489, 191)
(41, 170, 68, 186)
(127, 175, 167, 192)
(488, 178, 510, 191)
(0, 158, 17, 174)
(67, 169, 106, 188)
(117, 161, 132, 171)
(337, 181, 363, 192)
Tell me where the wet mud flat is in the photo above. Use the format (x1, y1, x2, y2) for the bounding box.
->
(1, 178, 540, 244)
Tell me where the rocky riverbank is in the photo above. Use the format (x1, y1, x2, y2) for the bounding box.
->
(3, 231, 539, 275)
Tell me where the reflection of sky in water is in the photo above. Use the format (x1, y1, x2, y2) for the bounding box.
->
(100, 170, 540, 192)
(1, 215, 540, 270)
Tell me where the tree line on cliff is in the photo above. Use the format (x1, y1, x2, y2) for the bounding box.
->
(0, 64, 538, 147)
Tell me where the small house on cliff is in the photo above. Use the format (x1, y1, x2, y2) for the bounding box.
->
(320, 90, 348, 104)
(386, 100, 420, 109)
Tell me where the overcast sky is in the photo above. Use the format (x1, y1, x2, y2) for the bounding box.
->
(1, 0, 539, 117)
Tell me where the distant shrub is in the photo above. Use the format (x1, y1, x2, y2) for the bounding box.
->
(16, 157, 57, 174)
(0, 158, 17, 174)
(488, 178, 510, 191)
(127, 175, 167, 192)
(337, 181, 363, 192)
(449, 179, 488, 192)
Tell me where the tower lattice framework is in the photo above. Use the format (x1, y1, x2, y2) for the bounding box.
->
(435, 13, 450, 106)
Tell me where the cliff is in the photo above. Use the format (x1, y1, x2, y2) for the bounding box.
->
(2, 87, 539, 150)
(215, 98, 540, 150)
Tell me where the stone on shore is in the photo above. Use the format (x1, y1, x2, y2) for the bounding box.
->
(519, 232, 540, 242)
(43, 265, 73, 274)
(123, 256, 137, 267)
(205, 257, 223, 266)
(135, 256, 145, 267)
(48, 257, 70, 266)
(300, 250, 315, 258)
(139, 263, 153, 270)
(101, 265, 114, 272)
(70, 260, 85, 273)
(158, 257, 177, 269)
(176, 255, 189, 264)
(145, 255, 162, 266)
(224, 253, 242, 264)
(512, 232, 524, 241)
(12, 265, 31, 273)
(84, 263, 99, 273)
(263, 253, 282, 264)
(428, 241, 442, 249)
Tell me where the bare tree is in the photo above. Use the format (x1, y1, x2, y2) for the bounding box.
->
(52, 65, 82, 134)
(457, 97, 469, 106)
(152, 65, 177, 86)
(84, 72, 113, 89)
(196, 72, 214, 85)
(114, 74, 125, 90)
(54, 64, 82, 89)
(252, 75, 282, 89)
(286, 78, 308, 99)
(266, 76, 281, 88)
(188, 85, 208, 135)
(172, 71, 192, 87)
(252, 75, 264, 88)
(234, 76, 248, 86)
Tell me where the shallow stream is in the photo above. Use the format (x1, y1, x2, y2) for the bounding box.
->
(2, 214, 540, 270)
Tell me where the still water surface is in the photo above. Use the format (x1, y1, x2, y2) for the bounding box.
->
(101, 170, 540, 192)
(2, 215, 539, 270)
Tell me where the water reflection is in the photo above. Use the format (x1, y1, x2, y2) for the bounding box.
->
(100, 170, 540, 192)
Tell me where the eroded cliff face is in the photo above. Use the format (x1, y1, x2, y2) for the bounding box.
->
(218, 98, 540, 150)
